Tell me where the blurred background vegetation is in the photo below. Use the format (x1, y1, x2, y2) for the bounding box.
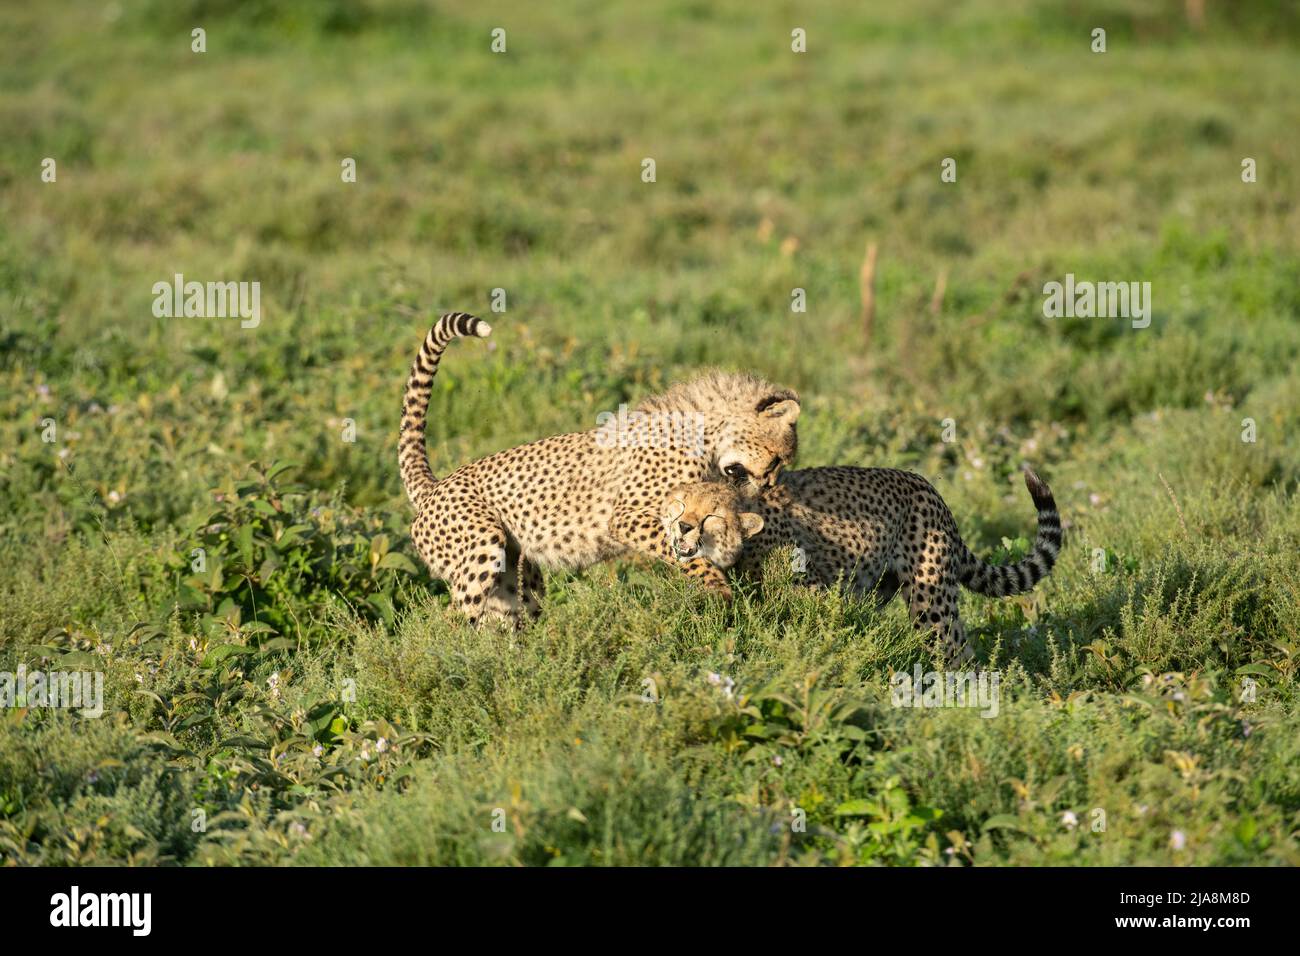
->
(0, 0, 1297, 865)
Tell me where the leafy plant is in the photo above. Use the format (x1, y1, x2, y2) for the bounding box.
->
(162, 461, 424, 645)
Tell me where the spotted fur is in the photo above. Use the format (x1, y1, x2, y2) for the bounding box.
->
(662, 466, 1061, 664)
(399, 312, 801, 626)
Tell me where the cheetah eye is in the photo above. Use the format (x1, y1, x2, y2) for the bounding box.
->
(678, 521, 694, 535)
(723, 464, 749, 482)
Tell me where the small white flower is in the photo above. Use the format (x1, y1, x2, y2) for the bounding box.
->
(1061, 811, 1078, 830)
(1170, 830, 1186, 851)
(376, 737, 388, 753)
(772, 755, 783, 767)
(359, 743, 372, 762)
(312, 744, 324, 758)
(1089, 493, 1102, 506)
(107, 490, 122, 504)
(706, 672, 735, 697)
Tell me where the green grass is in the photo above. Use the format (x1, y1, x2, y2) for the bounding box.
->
(1, 0, 1298, 865)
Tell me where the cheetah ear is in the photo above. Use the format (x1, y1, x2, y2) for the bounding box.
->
(757, 394, 800, 422)
(739, 513, 764, 538)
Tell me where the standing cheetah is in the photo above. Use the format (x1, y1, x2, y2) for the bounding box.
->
(399, 312, 802, 626)
(660, 467, 1061, 664)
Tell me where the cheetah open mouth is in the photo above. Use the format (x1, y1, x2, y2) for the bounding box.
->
(674, 542, 698, 561)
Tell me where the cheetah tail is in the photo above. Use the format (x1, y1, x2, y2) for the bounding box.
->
(399, 312, 492, 507)
(958, 466, 1062, 598)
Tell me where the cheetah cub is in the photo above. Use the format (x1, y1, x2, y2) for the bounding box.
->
(399, 312, 802, 627)
(661, 483, 765, 598)
(661, 466, 1061, 664)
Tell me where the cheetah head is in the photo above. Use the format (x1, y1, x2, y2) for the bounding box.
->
(661, 482, 764, 569)
(713, 390, 800, 497)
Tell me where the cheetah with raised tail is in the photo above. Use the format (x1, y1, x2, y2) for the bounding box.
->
(399, 312, 802, 626)
(661, 466, 1061, 664)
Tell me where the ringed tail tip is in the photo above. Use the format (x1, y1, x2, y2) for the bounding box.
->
(476, 321, 493, 337)
(1023, 465, 1052, 503)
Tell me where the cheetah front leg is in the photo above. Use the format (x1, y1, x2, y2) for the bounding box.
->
(871, 568, 902, 609)
(608, 508, 733, 600)
(519, 556, 544, 621)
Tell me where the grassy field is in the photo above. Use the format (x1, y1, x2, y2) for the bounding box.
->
(2, 0, 1298, 866)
